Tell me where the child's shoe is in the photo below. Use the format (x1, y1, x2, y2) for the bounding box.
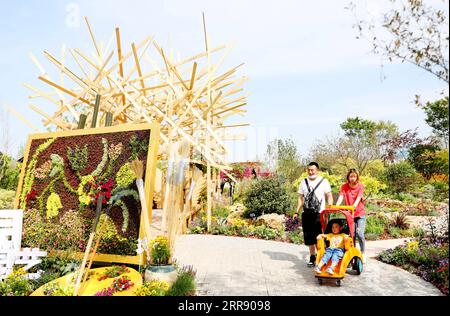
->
(313, 266, 322, 274)
(325, 267, 334, 275)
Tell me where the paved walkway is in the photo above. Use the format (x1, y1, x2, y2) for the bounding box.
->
(173, 234, 443, 296)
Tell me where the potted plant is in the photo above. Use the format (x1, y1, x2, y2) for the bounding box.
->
(144, 236, 177, 285)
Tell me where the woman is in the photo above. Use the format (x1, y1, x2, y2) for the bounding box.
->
(336, 168, 366, 263)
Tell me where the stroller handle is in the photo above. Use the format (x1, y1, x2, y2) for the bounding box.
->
(326, 205, 355, 215)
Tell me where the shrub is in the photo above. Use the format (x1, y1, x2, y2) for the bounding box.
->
(364, 159, 387, 180)
(359, 175, 387, 199)
(395, 192, 417, 202)
(166, 266, 196, 296)
(0, 153, 21, 191)
(34, 252, 81, 276)
(388, 227, 401, 238)
(135, 280, 169, 296)
(253, 225, 279, 240)
(365, 215, 389, 239)
(389, 212, 410, 229)
(0, 269, 34, 296)
(189, 225, 206, 234)
(243, 175, 294, 218)
(384, 161, 422, 194)
(188, 215, 207, 234)
(97, 236, 138, 256)
(287, 229, 304, 244)
(284, 215, 301, 232)
(212, 205, 231, 219)
(430, 180, 449, 202)
(0, 189, 15, 209)
(378, 247, 408, 265)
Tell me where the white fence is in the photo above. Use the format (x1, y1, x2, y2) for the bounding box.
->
(0, 210, 47, 280)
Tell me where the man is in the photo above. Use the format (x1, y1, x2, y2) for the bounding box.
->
(295, 162, 333, 267)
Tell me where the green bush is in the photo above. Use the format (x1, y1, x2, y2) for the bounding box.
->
(0, 270, 34, 296)
(243, 175, 294, 218)
(364, 159, 387, 180)
(378, 247, 408, 265)
(189, 225, 206, 234)
(384, 161, 422, 194)
(287, 229, 304, 244)
(395, 192, 417, 202)
(359, 175, 387, 199)
(431, 180, 449, 202)
(388, 227, 401, 238)
(365, 215, 388, 239)
(34, 252, 81, 277)
(212, 205, 231, 219)
(166, 266, 196, 296)
(389, 212, 410, 229)
(0, 189, 15, 209)
(253, 225, 279, 240)
(0, 153, 21, 191)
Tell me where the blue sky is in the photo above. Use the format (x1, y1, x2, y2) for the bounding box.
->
(0, 0, 448, 161)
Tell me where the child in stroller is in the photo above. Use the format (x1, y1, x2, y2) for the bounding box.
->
(314, 206, 364, 286)
(314, 220, 349, 275)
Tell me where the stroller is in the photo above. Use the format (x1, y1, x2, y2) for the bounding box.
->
(314, 205, 363, 286)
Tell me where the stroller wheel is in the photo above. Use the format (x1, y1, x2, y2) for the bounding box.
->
(355, 257, 363, 275)
(318, 279, 323, 285)
(336, 279, 341, 287)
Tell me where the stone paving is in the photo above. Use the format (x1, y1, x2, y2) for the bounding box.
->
(173, 234, 443, 296)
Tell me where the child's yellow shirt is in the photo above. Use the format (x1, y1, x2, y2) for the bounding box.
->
(325, 233, 347, 249)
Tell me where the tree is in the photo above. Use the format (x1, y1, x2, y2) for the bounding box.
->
(339, 117, 398, 173)
(265, 138, 302, 184)
(408, 144, 449, 180)
(348, 0, 449, 83)
(310, 117, 400, 174)
(381, 128, 425, 163)
(422, 97, 449, 144)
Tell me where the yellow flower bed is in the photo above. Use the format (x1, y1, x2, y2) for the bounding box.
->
(229, 218, 250, 228)
(30, 266, 142, 296)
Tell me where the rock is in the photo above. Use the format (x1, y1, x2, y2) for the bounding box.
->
(255, 213, 285, 230)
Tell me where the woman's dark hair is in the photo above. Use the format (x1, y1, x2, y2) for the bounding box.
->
(308, 162, 320, 169)
(346, 168, 360, 183)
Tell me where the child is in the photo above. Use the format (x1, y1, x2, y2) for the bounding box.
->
(313, 221, 348, 275)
